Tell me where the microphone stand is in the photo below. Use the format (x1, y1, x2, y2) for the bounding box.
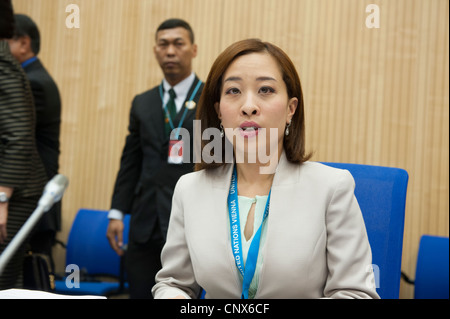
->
(0, 205, 46, 275)
(0, 174, 68, 276)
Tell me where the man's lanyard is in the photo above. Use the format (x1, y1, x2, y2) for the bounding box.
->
(159, 80, 202, 139)
(227, 166, 271, 299)
(21, 56, 37, 68)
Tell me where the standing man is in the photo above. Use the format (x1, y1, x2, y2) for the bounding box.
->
(106, 19, 203, 299)
(8, 14, 62, 271)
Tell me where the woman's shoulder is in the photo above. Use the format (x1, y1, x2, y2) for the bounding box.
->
(302, 161, 348, 174)
(176, 165, 231, 188)
(297, 161, 355, 185)
(176, 169, 206, 186)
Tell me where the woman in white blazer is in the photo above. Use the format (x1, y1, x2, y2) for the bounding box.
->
(152, 39, 379, 299)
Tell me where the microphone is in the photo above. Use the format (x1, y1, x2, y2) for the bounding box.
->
(0, 174, 69, 275)
(38, 174, 69, 212)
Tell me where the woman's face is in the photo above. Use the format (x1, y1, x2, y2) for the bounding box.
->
(215, 52, 297, 163)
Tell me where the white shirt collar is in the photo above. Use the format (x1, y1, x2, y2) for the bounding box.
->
(162, 73, 196, 112)
(162, 73, 195, 98)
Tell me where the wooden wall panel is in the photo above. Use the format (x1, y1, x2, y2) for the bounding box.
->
(10, 0, 448, 298)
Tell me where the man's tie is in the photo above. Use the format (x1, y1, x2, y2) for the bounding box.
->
(165, 88, 177, 136)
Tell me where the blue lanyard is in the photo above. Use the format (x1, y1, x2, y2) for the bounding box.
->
(227, 166, 271, 299)
(21, 56, 38, 68)
(159, 80, 202, 139)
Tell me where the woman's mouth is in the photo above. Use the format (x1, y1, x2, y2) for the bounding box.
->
(239, 122, 261, 138)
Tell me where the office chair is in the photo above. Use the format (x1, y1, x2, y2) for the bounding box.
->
(406, 235, 449, 299)
(322, 162, 409, 299)
(54, 208, 130, 296)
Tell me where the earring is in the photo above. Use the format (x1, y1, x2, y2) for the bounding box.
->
(220, 123, 224, 138)
(285, 121, 291, 136)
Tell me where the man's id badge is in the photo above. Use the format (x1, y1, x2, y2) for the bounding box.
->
(168, 139, 184, 164)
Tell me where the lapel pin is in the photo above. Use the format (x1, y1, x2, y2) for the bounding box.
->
(185, 101, 196, 110)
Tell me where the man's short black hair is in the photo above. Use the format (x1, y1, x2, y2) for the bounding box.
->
(156, 18, 195, 44)
(0, 0, 15, 38)
(13, 14, 40, 55)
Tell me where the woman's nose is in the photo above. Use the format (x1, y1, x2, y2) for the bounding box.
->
(240, 94, 259, 116)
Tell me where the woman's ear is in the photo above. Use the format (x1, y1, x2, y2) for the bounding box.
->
(287, 97, 298, 124)
(214, 102, 222, 120)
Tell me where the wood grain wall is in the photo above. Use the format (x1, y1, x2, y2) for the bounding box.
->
(11, 0, 449, 299)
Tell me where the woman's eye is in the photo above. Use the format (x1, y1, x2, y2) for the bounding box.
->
(225, 88, 240, 95)
(259, 86, 275, 94)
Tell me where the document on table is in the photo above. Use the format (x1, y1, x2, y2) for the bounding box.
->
(0, 288, 106, 299)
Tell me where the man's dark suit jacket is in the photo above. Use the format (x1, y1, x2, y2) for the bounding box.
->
(111, 76, 203, 243)
(24, 58, 61, 233)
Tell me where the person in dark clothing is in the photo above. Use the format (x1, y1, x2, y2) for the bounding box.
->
(1, 0, 47, 289)
(106, 19, 203, 299)
(7, 14, 62, 271)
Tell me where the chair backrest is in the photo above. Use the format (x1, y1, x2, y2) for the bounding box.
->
(322, 162, 409, 299)
(414, 235, 449, 299)
(65, 208, 130, 276)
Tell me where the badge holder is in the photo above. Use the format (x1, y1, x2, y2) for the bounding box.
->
(159, 80, 202, 165)
(168, 139, 184, 164)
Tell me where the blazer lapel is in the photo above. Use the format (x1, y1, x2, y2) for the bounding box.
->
(271, 151, 294, 186)
(148, 88, 166, 142)
(255, 151, 302, 297)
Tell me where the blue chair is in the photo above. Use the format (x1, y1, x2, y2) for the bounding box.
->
(322, 162, 409, 299)
(54, 208, 130, 296)
(413, 235, 449, 299)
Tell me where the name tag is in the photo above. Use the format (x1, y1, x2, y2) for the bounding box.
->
(168, 140, 184, 164)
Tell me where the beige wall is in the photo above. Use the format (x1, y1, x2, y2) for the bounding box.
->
(11, 0, 449, 298)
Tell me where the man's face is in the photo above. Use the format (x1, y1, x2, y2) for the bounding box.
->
(154, 27, 197, 85)
(7, 37, 26, 62)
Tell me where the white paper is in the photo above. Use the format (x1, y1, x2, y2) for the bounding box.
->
(0, 288, 106, 299)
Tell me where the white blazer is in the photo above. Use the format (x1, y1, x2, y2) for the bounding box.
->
(152, 152, 380, 299)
